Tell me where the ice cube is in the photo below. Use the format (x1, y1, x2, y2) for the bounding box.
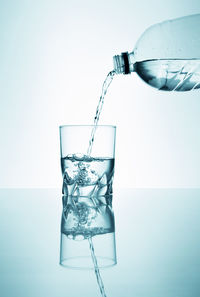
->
(63, 172, 74, 185)
(96, 173, 107, 196)
(99, 173, 107, 186)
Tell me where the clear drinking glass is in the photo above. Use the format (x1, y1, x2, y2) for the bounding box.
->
(59, 125, 117, 269)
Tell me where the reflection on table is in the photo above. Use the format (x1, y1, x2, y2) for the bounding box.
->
(0, 188, 200, 297)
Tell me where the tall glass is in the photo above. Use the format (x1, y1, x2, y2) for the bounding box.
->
(59, 125, 117, 269)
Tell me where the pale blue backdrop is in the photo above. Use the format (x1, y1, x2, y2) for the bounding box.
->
(1, 0, 200, 188)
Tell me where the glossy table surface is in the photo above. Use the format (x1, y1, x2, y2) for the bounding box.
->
(0, 188, 200, 297)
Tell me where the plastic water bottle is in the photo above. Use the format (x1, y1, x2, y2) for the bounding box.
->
(113, 14, 200, 91)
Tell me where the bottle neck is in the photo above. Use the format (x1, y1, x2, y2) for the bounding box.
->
(113, 51, 135, 74)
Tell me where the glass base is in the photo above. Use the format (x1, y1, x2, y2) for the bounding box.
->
(60, 231, 117, 270)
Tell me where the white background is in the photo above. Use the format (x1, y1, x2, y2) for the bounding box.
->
(1, 0, 200, 188)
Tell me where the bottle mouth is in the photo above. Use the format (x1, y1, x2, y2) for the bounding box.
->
(113, 52, 130, 74)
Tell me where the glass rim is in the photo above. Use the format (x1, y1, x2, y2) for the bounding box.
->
(59, 124, 116, 129)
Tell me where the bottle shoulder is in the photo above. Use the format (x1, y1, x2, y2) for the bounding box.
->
(134, 14, 200, 61)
